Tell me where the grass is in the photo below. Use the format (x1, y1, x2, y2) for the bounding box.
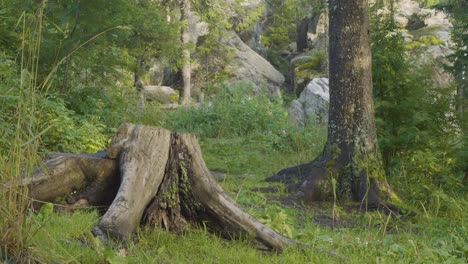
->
(21, 175, 468, 263)
(2, 82, 467, 263)
(8, 122, 465, 263)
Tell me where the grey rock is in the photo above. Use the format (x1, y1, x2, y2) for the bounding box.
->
(398, 0, 421, 17)
(288, 78, 329, 127)
(307, 12, 328, 51)
(288, 100, 305, 127)
(224, 32, 285, 97)
(141, 85, 179, 103)
(288, 42, 298, 53)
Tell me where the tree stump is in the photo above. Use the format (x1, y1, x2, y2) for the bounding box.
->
(9, 123, 299, 251)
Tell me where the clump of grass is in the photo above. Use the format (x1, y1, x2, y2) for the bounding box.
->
(0, 5, 46, 262)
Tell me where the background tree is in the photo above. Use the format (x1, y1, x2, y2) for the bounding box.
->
(180, 0, 192, 104)
(268, 0, 397, 206)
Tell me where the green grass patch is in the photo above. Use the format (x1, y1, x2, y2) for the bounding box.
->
(25, 198, 467, 263)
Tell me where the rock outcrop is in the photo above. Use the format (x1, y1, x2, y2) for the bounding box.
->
(295, 1, 454, 88)
(141, 85, 179, 103)
(390, 0, 454, 87)
(224, 32, 285, 97)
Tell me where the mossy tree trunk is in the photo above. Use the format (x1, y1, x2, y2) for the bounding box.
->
(267, 0, 397, 207)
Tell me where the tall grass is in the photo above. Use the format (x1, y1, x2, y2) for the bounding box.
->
(0, 3, 48, 261)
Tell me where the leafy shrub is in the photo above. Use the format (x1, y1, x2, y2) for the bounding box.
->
(293, 51, 326, 80)
(371, 8, 463, 216)
(0, 86, 109, 154)
(266, 49, 290, 77)
(40, 95, 109, 153)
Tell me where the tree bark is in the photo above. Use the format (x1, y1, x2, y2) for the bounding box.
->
(98, 124, 172, 241)
(267, 0, 397, 207)
(180, 0, 192, 105)
(6, 153, 119, 209)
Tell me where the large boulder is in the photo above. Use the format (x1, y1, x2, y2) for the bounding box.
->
(397, 1, 454, 87)
(141, 85, 179, 104)
(288, 78, 329, 127)
(224, 32, 285, 97)
(398, 0, 421, 17)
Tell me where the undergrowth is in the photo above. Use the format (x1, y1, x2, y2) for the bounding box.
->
(1, 1, 466, 263)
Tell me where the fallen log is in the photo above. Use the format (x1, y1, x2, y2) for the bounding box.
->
(9, 123, 301, 251)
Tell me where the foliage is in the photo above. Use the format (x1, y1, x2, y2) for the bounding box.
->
(370, 3, 463, 216)
(265, 49, 290, 77)
(191, 1, 233, 95)
(293, 50, 326, 80)
(436, 0, 468, 174)
(163, 85, 289, 138)
(230, 0, 265, 32)
(0, 3, 45, 261)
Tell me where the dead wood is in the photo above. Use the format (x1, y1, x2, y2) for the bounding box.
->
(98, 124, 171, 241)
(6, 123, 343, 255)
(3, 153, 119, 209)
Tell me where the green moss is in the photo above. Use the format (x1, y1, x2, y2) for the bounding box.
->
(406, 34, 444, 50)
(293, 51, 326, 81)
(295, 69, 321, 79)
(418, 35, 445, 46)
(294, 51, 325, 72)
(406, 41, 422, 50)
(169, 92, 180, 103)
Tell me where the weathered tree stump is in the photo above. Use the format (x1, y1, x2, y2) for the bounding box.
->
(8, 123, 300, 251)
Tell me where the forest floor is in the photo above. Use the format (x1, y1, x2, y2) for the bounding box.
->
(22, 133, 467, 263)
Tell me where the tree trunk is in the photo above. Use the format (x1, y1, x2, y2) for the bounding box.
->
(6, 124, 314, 252)
(180, 0, 192, 105)
(296, 17, 309, 52)
(267, 0, 397, 207)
